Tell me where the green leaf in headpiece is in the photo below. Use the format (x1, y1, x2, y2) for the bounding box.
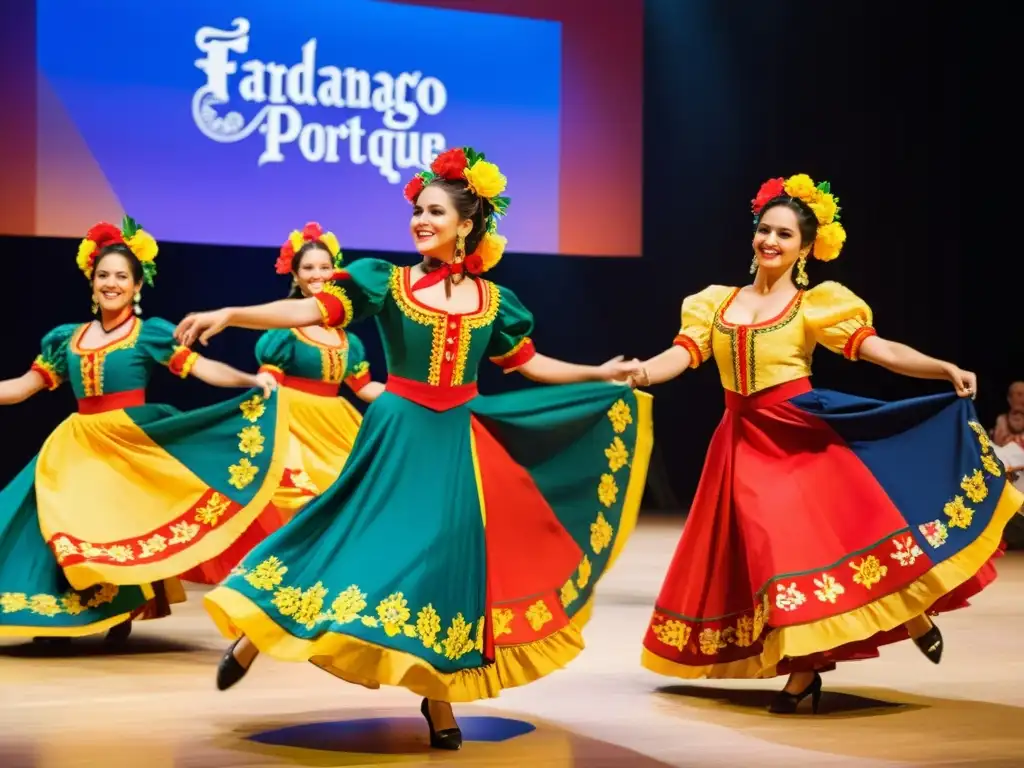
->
(420, 170, 436, 183)
(464, 147, 484, 166)
(141, 261, 157, 287)
(333, 250, 345, 269)
(815, 181, 831, 195)
(121, 214, 140, 238)
(491, 196, 510, 216)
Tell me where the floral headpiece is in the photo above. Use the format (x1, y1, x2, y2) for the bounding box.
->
(76, 215, 159, 285)
(403, 146, 510, 273)
(751, 173, 846, 262)
(275, 222, 343, 275)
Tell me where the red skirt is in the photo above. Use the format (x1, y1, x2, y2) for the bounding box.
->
(642, 378, 1020, 679)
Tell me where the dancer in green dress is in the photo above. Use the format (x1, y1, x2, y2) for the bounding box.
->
(175, 147, 653, 751)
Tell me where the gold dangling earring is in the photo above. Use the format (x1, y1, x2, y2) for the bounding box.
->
(795, 255, 809, 287)
(749, 254, 758, 275)
(133, 291, 143, 316)
(91, 297, 98, 315)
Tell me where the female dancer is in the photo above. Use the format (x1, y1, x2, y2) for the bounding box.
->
(631, 174, 1022, 713)
(0, 217, 285, 641)
(182, 223, 383, 583)
(175, 147, 652, 750)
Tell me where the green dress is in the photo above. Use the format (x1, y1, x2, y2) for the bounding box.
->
(205, 258, 654, 702)
(0, 316, 287, 637)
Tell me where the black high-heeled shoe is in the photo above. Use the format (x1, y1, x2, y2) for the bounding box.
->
(216, 638, 252, 691)
(105, 620, 132, 646)
(769, 672, 823, 715)
(420, 698, 463, 750)
(913, 621, 943, 664)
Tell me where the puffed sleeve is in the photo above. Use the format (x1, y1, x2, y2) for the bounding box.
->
(487, 285, 537, 372)
(343, 332, 372, 393)
(803, 281, 876, 360)
(254, 329, 294, 383)
(314, 257, 394, 329)
(140, 317, 200, 377)
(30, 324, 77, 390)
(672, 285, 733, 368)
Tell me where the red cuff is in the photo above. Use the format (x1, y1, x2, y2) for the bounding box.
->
(258, 364, 285, 383)
(30, 359, 61, 390)
(345, 370, 371, 393)
(843, 326, 877, 361)
(672, 334, 703, 368)
(315, 293, 347, 328)
(489, 338, 536, 372)
(168, 346, 199, 378)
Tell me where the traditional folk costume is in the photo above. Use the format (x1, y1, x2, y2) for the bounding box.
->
(642, 175, 1023, 682)
(258, 224, 373, 516)
(0, 218, 287, 638)
(205, 148, 653, 703)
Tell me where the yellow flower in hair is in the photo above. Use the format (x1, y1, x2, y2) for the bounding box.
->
(464, 160, 507, 199)
(126, 229, 158, 263)
(809, 192, 838, 225)
(319, 231, 341, 259)
(477, 231, 507, 272)
(783, 174, 817, 203)
(813, 221, 846, 262)
(288, 231, 305, 253)
(77, 239, 97, 276)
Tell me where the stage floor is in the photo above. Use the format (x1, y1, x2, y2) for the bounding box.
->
(1, 517, 1022, 767)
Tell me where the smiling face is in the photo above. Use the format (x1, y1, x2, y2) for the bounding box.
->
(752, 204, 810, 274)
(92, 250, 141, 315)
(292, 244, 335, 296)
(409, 183, 474, 261)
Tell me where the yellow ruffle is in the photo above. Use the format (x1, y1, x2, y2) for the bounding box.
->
(204, 390, 654, 701)
(642, 480, 1023, 680)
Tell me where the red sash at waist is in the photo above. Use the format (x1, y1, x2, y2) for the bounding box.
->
(282, 375, 340, 397)
(385, 375, 478, 411)
(77, 389, 146, 414)
(724, 377, 812, 412)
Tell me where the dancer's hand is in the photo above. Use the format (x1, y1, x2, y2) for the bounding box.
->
(946, 365, 977, 399)
(176, 309, 231, 347)
(597, 355, 640, 382)
(254, 371, 279, 399)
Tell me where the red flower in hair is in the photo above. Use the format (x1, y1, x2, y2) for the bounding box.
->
(430, 148, 468, 180)
(404, 175, 426, 203)
(464, 252, 484, 275)
(301, 222, 323, 241)
(86, 222, 124, 247)
(274, 241, 295, 275)
(751, 177, 786, 214)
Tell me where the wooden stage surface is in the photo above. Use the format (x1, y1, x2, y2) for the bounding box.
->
(1, 517, 1022, 767)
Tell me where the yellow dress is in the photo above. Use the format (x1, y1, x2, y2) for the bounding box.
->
(255, 327, 373, 517)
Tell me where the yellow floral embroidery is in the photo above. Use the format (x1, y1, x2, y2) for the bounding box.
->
(981, 453, 1003, 477)
(237, 425, 266, 458)
(943, 495, 974, 529)
(28, 594, 61, 617)
(0, 584, 119, 617)
(960, 469, 987, 503)
(607, 400, 633, 433)
(376, 592, 412, 637)
(651, 617, 691, 651)
(590, 512, 613, 554)
(244, 555, 288, 590)
(273, 582, 328, 630)
(525, 600, 553, 631)
(812, 572, 845, 604)
(560, 579, 579, 607)
(52, 536, 78, 561)
(105, 545, 134, 563)
(774, 582, 807, 612)
(169, 521, 200, 545)
(240, 395, 266, 423)
(698, 628, 727, 656)
(753, 600, 766, 639)
(604, 437, 629, 472)
(194, 493, 231, 527)
(228, 458, 260, 490)
(137, 533, 169, 559)
(415, 604, 442, 648)
(850, 555, 887, 588)
(442, 613, 476, 660)
(597, 474, 619, 508)
(734, 615, 754, 647)
(492, 607, 514, 637)
(330, 585, 367, 624)
(576, 555, 592, 589)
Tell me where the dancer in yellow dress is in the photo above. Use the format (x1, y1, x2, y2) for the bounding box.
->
(262, 222, 383, 515)
(0, 216, 285, 641)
